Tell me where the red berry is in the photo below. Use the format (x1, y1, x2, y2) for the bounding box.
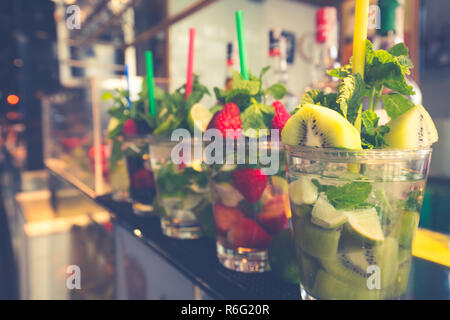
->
(213, 204, 244, 235)
(123, 119, 138, 138)
(232, 168, 267, 203)
(227, 218, 272, 248)
(257, 195, 289, 234)
(271, 101, 291, 136)
(212, 103, 242, 139)
(131, 168, 154, 189)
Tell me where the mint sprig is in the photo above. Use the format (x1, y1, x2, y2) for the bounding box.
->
(313, 180, 373, 210)
(241, 98, 275, 138)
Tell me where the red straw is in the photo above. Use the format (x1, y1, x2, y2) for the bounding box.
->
(185, 28, 196, 101)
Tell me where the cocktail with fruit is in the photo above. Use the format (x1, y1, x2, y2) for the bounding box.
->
(282, 41, 438, 299)
(148, 76, 212, 239)
(104, 90, 156, 215)
(209, 68, 292, 272)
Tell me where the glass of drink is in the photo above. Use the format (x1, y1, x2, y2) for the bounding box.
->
(149, 136, 210, 239)
(210, 140, 291, 272)
(110, 158, 130, 202)
(123, 136, 156, 216)
(287, 146, 432, 299)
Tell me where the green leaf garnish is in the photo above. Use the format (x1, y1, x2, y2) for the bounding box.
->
(324, 181, 373, 210)
(382, 93, 415, 120)
(266, 83, 287, 100)
(337, 73, 365, 125)
(241, 99, 274, 138)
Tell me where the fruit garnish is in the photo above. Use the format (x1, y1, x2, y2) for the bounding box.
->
(227, 218, 272, 248)
(258, 195, 288, 234)
(214, 182, 244, 207)
(123, 119, 138, 138)
(311, 197, 348, 229)
(232, 168, 267, 203)
(211, 102, 242, 138)
(213, 204, 244, 235)
(130, 168, 154, 189)
(188, 103, 213, 133)
(271, 101, 291, 135)
(288, 176, 318, 205)
(268, 229, 301, 284)
(344, 207, 385, 243)
(282, 104, 362, 149)
(384, 104, 438, 149)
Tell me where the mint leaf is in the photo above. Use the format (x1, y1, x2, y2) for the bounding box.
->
(361, 110, 379, 136)
(302, 89, 324, 105)
(259, 66, 271, 81)
(241, 99, 274, 138)
(324, 182, 373, 210)
(405, 190, 421, 212)
(266, 83, 287, 100)
(232, 70, 260, 95)
(389, 43, 409, 57)
(214, 87, 227, 104)
(225, 88, 251, 109)
(337, 73, 365, 124)
(327, 64, 352, 79)
(382, 93, 415, 120)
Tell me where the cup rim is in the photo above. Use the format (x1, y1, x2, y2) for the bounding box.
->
(286, 145, 433, 161)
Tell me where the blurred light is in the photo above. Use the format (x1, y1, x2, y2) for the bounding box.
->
(13, 58, 24, 67)
(6, 111, 21, 121)
(133, 229, 142, 238)
(7, 94, 19, 105)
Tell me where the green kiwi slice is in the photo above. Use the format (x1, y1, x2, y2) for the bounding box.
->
(281, 104, 362, 149)
(293, 214, 341, 259)
(320, 237, 399, 290)
(312, 269, 383, 300)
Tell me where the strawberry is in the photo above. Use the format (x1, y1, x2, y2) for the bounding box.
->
(227, 218, 272, 248)
(211, 102, 242, 139)
(123, 119, 138, 138)
(271, 101, 291, 137)
(257, 195, 289, 234)
(232, 168, 267, 203)
(213, 204, 244, 235)
(131, 168, 154, 189)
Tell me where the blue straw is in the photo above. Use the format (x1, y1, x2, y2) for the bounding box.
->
(124, 64, 132, 109)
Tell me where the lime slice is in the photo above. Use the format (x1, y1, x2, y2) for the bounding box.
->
(345, 208, 385, 243)
(311, 197, 347, 229)
(188, 103, 213, 133)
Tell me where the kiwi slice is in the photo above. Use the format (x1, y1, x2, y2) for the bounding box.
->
(293, 214, 341, 259)
(320, 237, 399, 290)
(281, 104, 362, 149)
(392, 210, 420, 249)
(297, 253, 319, 291)
(312, 269, 383, 300)
(288, 176, 318, 205)
(384, 104, 438, 149)
(311, 197, 348, 229)
(345, 208, 385, 243)
(385, 260, 412, 299)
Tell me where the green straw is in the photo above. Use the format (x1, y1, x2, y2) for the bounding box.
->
(145, 50, 156, 117)
(235, 10, 249, 80)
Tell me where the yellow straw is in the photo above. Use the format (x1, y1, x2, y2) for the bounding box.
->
(352, 0, 369, 78)
(352, 0, 369, 133)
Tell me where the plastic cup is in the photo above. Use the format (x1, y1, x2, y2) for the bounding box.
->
(210, 140, 290, 272)
(123, 136, 157, 216)
(286, 146, 432, 300)
(149, 136, 210, 239)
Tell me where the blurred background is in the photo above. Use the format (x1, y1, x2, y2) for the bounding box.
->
(0, 0, 448, 300)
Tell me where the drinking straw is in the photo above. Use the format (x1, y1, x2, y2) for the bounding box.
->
(235, 10, 249, 80)
(352, 0, 369, 132)
(124, 64, 132, 109)
(352, 0, 369, 79)
(185, 28, 196, 101)
(145, 51, 156, 117)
